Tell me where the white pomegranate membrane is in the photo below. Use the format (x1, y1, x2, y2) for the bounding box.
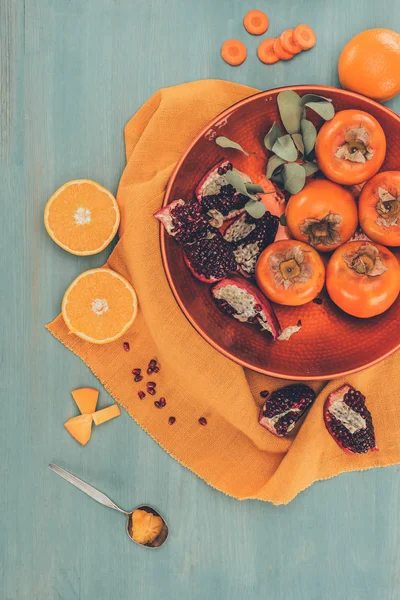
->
(328, 399, 366, 434)
(213, 284, 272, 332)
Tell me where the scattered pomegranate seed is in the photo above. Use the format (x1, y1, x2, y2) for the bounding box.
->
(153, 366, 160, 373)
(134, 375, 143, 383)
(168, 416, 176, 425)
(147, 367, 154, 375)
(260, 390, 269, 398)
(123, 342, 130, 352)
(147, 382, 156, 388)
(132, 368, 141, 376)
(138, 391, 146, 400)
(158, 397, 166, 407)
(148, 388, 156, 396)
(198, 417, 207, 426)
(149, 359, 157, 368)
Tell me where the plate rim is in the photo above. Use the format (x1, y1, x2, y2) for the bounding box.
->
(160, 84, 400, 380)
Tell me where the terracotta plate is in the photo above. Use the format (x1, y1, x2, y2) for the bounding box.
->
(160, 86, 400, 380)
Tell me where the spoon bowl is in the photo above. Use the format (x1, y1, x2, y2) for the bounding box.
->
(126, 505, 169, 548)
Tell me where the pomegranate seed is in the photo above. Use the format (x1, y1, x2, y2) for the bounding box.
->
(260, 390, 269, 398)
(153, 366, 160, 373)
(148, 388, 156, 396)
(138, 391, 145, 400)
(198, 417, 207, 426)
(132, 368, 141, 376)
(168, 416, 176, 425)
(123, 342, 130, 352)
(147, 367, 154, 375)
(217, 167, 224, 175)
(149, 359, 157, 368)
(158, 397, 166, 407)
(154, 401, 161, 408)
(147, 381, 156, 388)
(134, 375, 143, 383)
(227, 162, 233, 170)
(254, 304, 262, 312)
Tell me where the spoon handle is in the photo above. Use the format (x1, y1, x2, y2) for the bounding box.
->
(48, 464, 128, 515)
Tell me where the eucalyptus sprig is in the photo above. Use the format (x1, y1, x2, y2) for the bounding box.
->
(265, 90, 335, 194)
(224, 170, 268, 218)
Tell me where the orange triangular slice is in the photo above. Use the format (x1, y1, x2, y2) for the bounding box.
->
(62, 268, 138, 344)
(44, 179, 120, 256)
(71, 388, 99, 414)
(92, 404, 120, 426)
(64, 414, 93, 445)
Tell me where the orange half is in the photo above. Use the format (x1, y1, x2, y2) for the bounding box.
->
(62, 268, 138, 344)
(44, 179, 120, 255)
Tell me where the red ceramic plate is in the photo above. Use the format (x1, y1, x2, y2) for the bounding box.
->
(160, 86, 400, 380)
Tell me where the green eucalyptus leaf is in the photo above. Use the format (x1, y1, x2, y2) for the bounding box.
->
(264, 122, 283, 151)
(304, 101, 335, 121)
(215, 136, 249, 156)
(272, 134, 298, 162)
(266, 155, 286, 179)
(283, 163, 306, 194)
(224, 169, 249, 196)
(292, 133, 305, 156)
(245, 183, 265, 194)
(277, 90, 302, 134)
(245, 200, 267, 219)
(300, 94, 332, 106)
(300, 119, 317, 155)
(303, 161, 319, 176)
(279, 214, 287, 226)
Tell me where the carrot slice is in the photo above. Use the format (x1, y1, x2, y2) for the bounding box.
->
(71, 387, 99, 414)
(64, 414, 93, 446)
(280, 29, 302, 55)
(293, 24, 316, 50)
(221, 40, 247, 66)
(273, 38, 294, 61)
(92, 404, 121, 426)
(257, 39, 280, 64)
(243, 10, 269, 36)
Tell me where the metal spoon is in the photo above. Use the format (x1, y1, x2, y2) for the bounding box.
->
(48, 464, 168, 548)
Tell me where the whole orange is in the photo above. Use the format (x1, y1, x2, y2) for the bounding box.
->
(338, 29, 400, 102)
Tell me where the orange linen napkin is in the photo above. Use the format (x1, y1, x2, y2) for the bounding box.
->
(47, 80, 400, 504)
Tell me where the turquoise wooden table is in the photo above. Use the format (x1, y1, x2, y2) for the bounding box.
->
(1, 1, 399, 598)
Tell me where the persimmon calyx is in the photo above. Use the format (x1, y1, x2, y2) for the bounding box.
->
(335, 127, 373, 163)
(269, 245, 312, 289)
(299, 213, 342, 247)
(343, 242, 387, 276)
(376, 187, 400, 227)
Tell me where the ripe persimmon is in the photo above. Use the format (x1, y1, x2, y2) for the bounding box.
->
(339, 29, 400, 102)
(256, 240, 325, 306)
(326, 241, 400, 318)
(285, 179, 358, 252)
(315, 110, 386, 185)
(359, 171, 400, 246)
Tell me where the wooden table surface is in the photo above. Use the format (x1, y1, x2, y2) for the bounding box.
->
(1, 1, 399, 598)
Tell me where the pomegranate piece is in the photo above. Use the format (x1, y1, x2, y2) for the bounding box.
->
(212, 277, 281, 339)
(324, 384, 377, 454)
(259, 384, 316, 437)
(168, 416, 176, 425)
(198, 417, 207, 426)
(123, 342, 130, 352)
(184, 233, 238, 283)
(196, 160, 252, 223)
(154, 199, 210, 245)
(224, 211, 279, 277)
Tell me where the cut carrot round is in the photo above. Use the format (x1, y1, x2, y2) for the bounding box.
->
(71, 388, 99, 414)
(273, 38, 294, 60)
(92, 404, 121, 426)
(293, 24, 316, 50)
(243, 10, 269, 35)
(257, 39, 280, 64)
(221, 40, 247, 66)
(280, 29, 302, 55)
(44, 180, 120, 256)
(62, 268, 138, 344)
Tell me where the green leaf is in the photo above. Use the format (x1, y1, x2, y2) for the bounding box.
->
(277, 90, 302, 134)
(224, 169, 249, 196)
(292, 133, 305, 156)
(264, 122, 283, 151)
(272, 171, 285, 186)
(304, 101, 335, 121)
(245, 200, 267, 219)
(279, 214, 287, 226)
(245, 183, 265, 194)
(300, 94, 332, 106)
(300, 119, 317, 155)
(272, 134, 298, 162)
(215, 136, 249, 156)
(283, 163, 306, 194)
(266, 155, 286, 179)
(303, 161, 319, 176)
